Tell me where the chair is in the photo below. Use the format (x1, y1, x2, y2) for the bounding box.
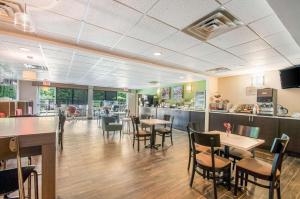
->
(58, 111, 66, 151)
(234, 134, 290, 199)
(140, 114, 151, 130)
(0, 137, 39, 199)
(187, 123, 211, 171)
(228, 125, 260, 168)
(131, 116, 151, 152)
(189, 130, 231, 199)
(102, 116, 123, 136)
(155, 115, 174, 147)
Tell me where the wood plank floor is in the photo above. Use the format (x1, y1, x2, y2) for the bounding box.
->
(53, 120, 300, 199)
(3, 119, 300, 199)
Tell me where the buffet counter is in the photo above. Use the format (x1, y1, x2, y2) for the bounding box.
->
(209, 112, 300, 157)
(139, 107, 205, 131)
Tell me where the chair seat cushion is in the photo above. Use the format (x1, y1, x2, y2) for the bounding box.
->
(137, 130, 151, 137)
(0, 166, 35, 194)
(229, 148, 253, 159)
(237, 158, 280, 177)
(196, 152, 231, 169)
(155, 128, 170, 134)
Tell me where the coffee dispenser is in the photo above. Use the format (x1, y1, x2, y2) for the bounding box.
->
(257, 88, 277, 116)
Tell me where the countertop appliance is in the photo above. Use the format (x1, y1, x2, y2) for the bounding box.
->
(257, 88, 277, 116)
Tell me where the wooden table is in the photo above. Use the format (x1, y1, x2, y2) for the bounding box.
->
(140, 119, 171, 149)
(0, 117, 57, 199)
(208, 131, 265, 157)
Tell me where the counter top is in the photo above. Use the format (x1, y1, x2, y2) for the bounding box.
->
(209, 111, 300, 120)
(145, 107, 205, 112)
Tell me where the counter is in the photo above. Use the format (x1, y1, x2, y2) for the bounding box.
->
(209, 112, 300, 157)
(139, 107, 205, 131)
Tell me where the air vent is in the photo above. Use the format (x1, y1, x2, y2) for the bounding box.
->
(0, 0, 23, 22)
(206, 67, 231, 74)
(24, 64, 48, 71)
(182, 7, 243, 41)
(148, 81, 159, 85)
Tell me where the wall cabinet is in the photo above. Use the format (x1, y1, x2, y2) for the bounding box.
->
(279, 119, 300, 156)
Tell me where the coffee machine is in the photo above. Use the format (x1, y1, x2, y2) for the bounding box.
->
(257, 88, 277, 116)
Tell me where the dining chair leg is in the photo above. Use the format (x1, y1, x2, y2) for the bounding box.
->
(276, 181, 281, 199)
(133, 136, 135, 148)
(234, 168, 239, 196)
(28, 158, 32, 199)
(269, 181, 275, 199)
(212, 170, 218, 199)
(33, 170, 39, 199)
(162, 134, 165, 147)
(240, 171, 244, 187)
(103, 130, 105, 135)
(227, 166, 231, 191)
(187, 151, 191, 171)
(170, 133, 173, 145)
(189, 160, 196, 187)
(144, 137, 146, 145)
(138, 137, 140, 152)
(120, 130, 121, 137)
(245, 173, 248, 187)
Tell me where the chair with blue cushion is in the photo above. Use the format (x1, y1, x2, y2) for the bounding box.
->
(102, 116, 123, 137)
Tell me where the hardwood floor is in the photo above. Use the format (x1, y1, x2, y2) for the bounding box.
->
(3, 120, 300, 199)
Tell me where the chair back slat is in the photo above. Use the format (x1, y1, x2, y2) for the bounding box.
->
(270, 134, 290, 177)
(131, 116, 141, 135)
(192, 132, 221, 148)
(233, 125, 260, 139)
(163, 114, 171, 121)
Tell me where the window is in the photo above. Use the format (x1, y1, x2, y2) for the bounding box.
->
(93, 90, 105, 108)
(0, 84, 16, 100)
(56, 88, 72, 105)
(39, 87, 56, 114)
(73, 89, 88, 105)
(117, 92, 127, 105)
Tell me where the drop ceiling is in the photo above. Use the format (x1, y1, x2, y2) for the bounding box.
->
(0, 0, 299, 89)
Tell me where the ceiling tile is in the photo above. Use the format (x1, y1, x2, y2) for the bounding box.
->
(148, 0, 219, 29)
(240, 48, 282, 61)
(163, 52, 216, 72)
(115, 0, 158, 13)
(183, 43, 219, 59)
(227, 39, 270, 56)
(201, 50, 246, 66)
(208, 27, 259, 49)
(26, 0, 88, 20)
(114, 36, 153, 55)
(79, 23, 122, 48)
(29, 7, 82, 39)
(217, 0, 231, 4)
(224, 0, 274, 24)
(158, 31, 202, 52)
(264, 31, 297, 47)
(275, 43, 300, 61)
(249, 14, 286, 38)
(85, 0, 143, 34)
(128, 16, 177, 44)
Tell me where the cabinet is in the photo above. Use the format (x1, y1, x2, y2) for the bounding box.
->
(190, 111, 205, 132)
(171, 109, 190, 131)
(209, 113, 233, 131)
(279, 119, 300, 156)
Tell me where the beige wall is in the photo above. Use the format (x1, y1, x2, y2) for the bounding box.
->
(217, 70, 300, 114)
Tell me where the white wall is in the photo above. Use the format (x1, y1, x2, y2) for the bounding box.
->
(19, 80, 38, 114)
(218, 70, 300, 114)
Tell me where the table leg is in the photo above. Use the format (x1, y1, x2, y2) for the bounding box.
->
(224, 146, 230, 158)
(42, 143, 56, 199)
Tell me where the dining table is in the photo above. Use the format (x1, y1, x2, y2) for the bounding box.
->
(140, 118, 171, 149)
(207, 130, 265, 158)
(0, 116, 58, 199)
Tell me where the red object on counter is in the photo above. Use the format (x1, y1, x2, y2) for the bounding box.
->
(0, 112, 5, 118)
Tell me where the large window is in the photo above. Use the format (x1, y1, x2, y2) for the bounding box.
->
(0, 84, 16, 100)
(39, 87, 56, 114)
(117, 92, 127, 105)
(56, 88, 88, 106)
(93, 90, 105, 108)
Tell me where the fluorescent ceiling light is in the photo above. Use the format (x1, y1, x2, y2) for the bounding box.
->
(19, 47, 30, 52)
(179, 76, 184, 79)
(14, 12, 35, 32)
(153, 52, 162, 56)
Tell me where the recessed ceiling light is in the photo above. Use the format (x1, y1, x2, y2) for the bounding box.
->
(179, 76, 184, 79)
(19, 47, 30, 52)
(153, 52, 162, 56)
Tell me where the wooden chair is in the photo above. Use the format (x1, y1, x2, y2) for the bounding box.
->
(131, 116, 151, 152)
(187, 122, 211, 171)
(58, 111, 66, 151)
(190, 130, 231, 199)
(234, 134, 290, 199)
(0, 137, 39, 199)
(228, 125, 260, 169)
(140, 114, 152, 130)
(155, 115, 174, 147)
